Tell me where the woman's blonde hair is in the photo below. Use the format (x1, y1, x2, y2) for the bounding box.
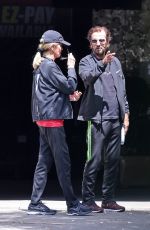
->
(32, 40, 59, 68)
(38, 38, 59, 54)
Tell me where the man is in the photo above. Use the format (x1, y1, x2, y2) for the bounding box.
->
(78, 26, 129, 213)
(28, 30, 91, 216)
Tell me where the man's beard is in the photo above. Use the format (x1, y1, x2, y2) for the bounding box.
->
(95, 47, 106, 58)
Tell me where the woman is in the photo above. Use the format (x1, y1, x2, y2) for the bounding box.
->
(28, 30, 91, 216)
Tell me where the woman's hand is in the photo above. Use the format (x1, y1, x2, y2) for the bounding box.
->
(69, 91, 82, 101)
(67, 53, 76, 68)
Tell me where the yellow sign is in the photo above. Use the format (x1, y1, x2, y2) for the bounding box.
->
(0, 6, 55, 37)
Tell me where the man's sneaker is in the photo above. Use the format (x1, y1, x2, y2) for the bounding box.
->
(27, 202, 57, 215)
(102, 201, 125, 212)
(67, 202, 92, 216)
(86, 202, 103, 213)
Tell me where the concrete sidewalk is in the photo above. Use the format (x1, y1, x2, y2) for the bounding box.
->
(0, 200, 150, 230)
(0, 180, 150, 229)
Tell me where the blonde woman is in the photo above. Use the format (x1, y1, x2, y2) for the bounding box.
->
(28, 30, 90, 216)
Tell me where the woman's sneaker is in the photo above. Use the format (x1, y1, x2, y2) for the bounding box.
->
(67, 202, 92, 216)
(102, 201, 125, 212)
(27, 202, 57, 215)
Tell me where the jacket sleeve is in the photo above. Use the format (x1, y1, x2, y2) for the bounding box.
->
(40, 61, 77, 95)
(125, 95, 129, 114)
(79, 56, 106, 87)
(115, 58, 129, 114)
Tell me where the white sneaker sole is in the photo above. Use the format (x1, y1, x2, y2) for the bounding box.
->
(104, 209, 125, 213)
(27, 210, 56, 215)
(67, 211, 92, 216)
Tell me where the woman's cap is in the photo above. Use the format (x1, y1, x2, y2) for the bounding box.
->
(41, 30, 71, 46)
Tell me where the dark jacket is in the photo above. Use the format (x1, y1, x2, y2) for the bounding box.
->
(31, 57, 77, 121)
(78, 54, 129, 122)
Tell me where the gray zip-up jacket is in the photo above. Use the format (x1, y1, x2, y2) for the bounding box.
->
(78, 54, 129, 122)
(32, 57, 77, 121)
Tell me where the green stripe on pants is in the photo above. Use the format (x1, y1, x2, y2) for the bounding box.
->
(87, 121, 92, 160)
